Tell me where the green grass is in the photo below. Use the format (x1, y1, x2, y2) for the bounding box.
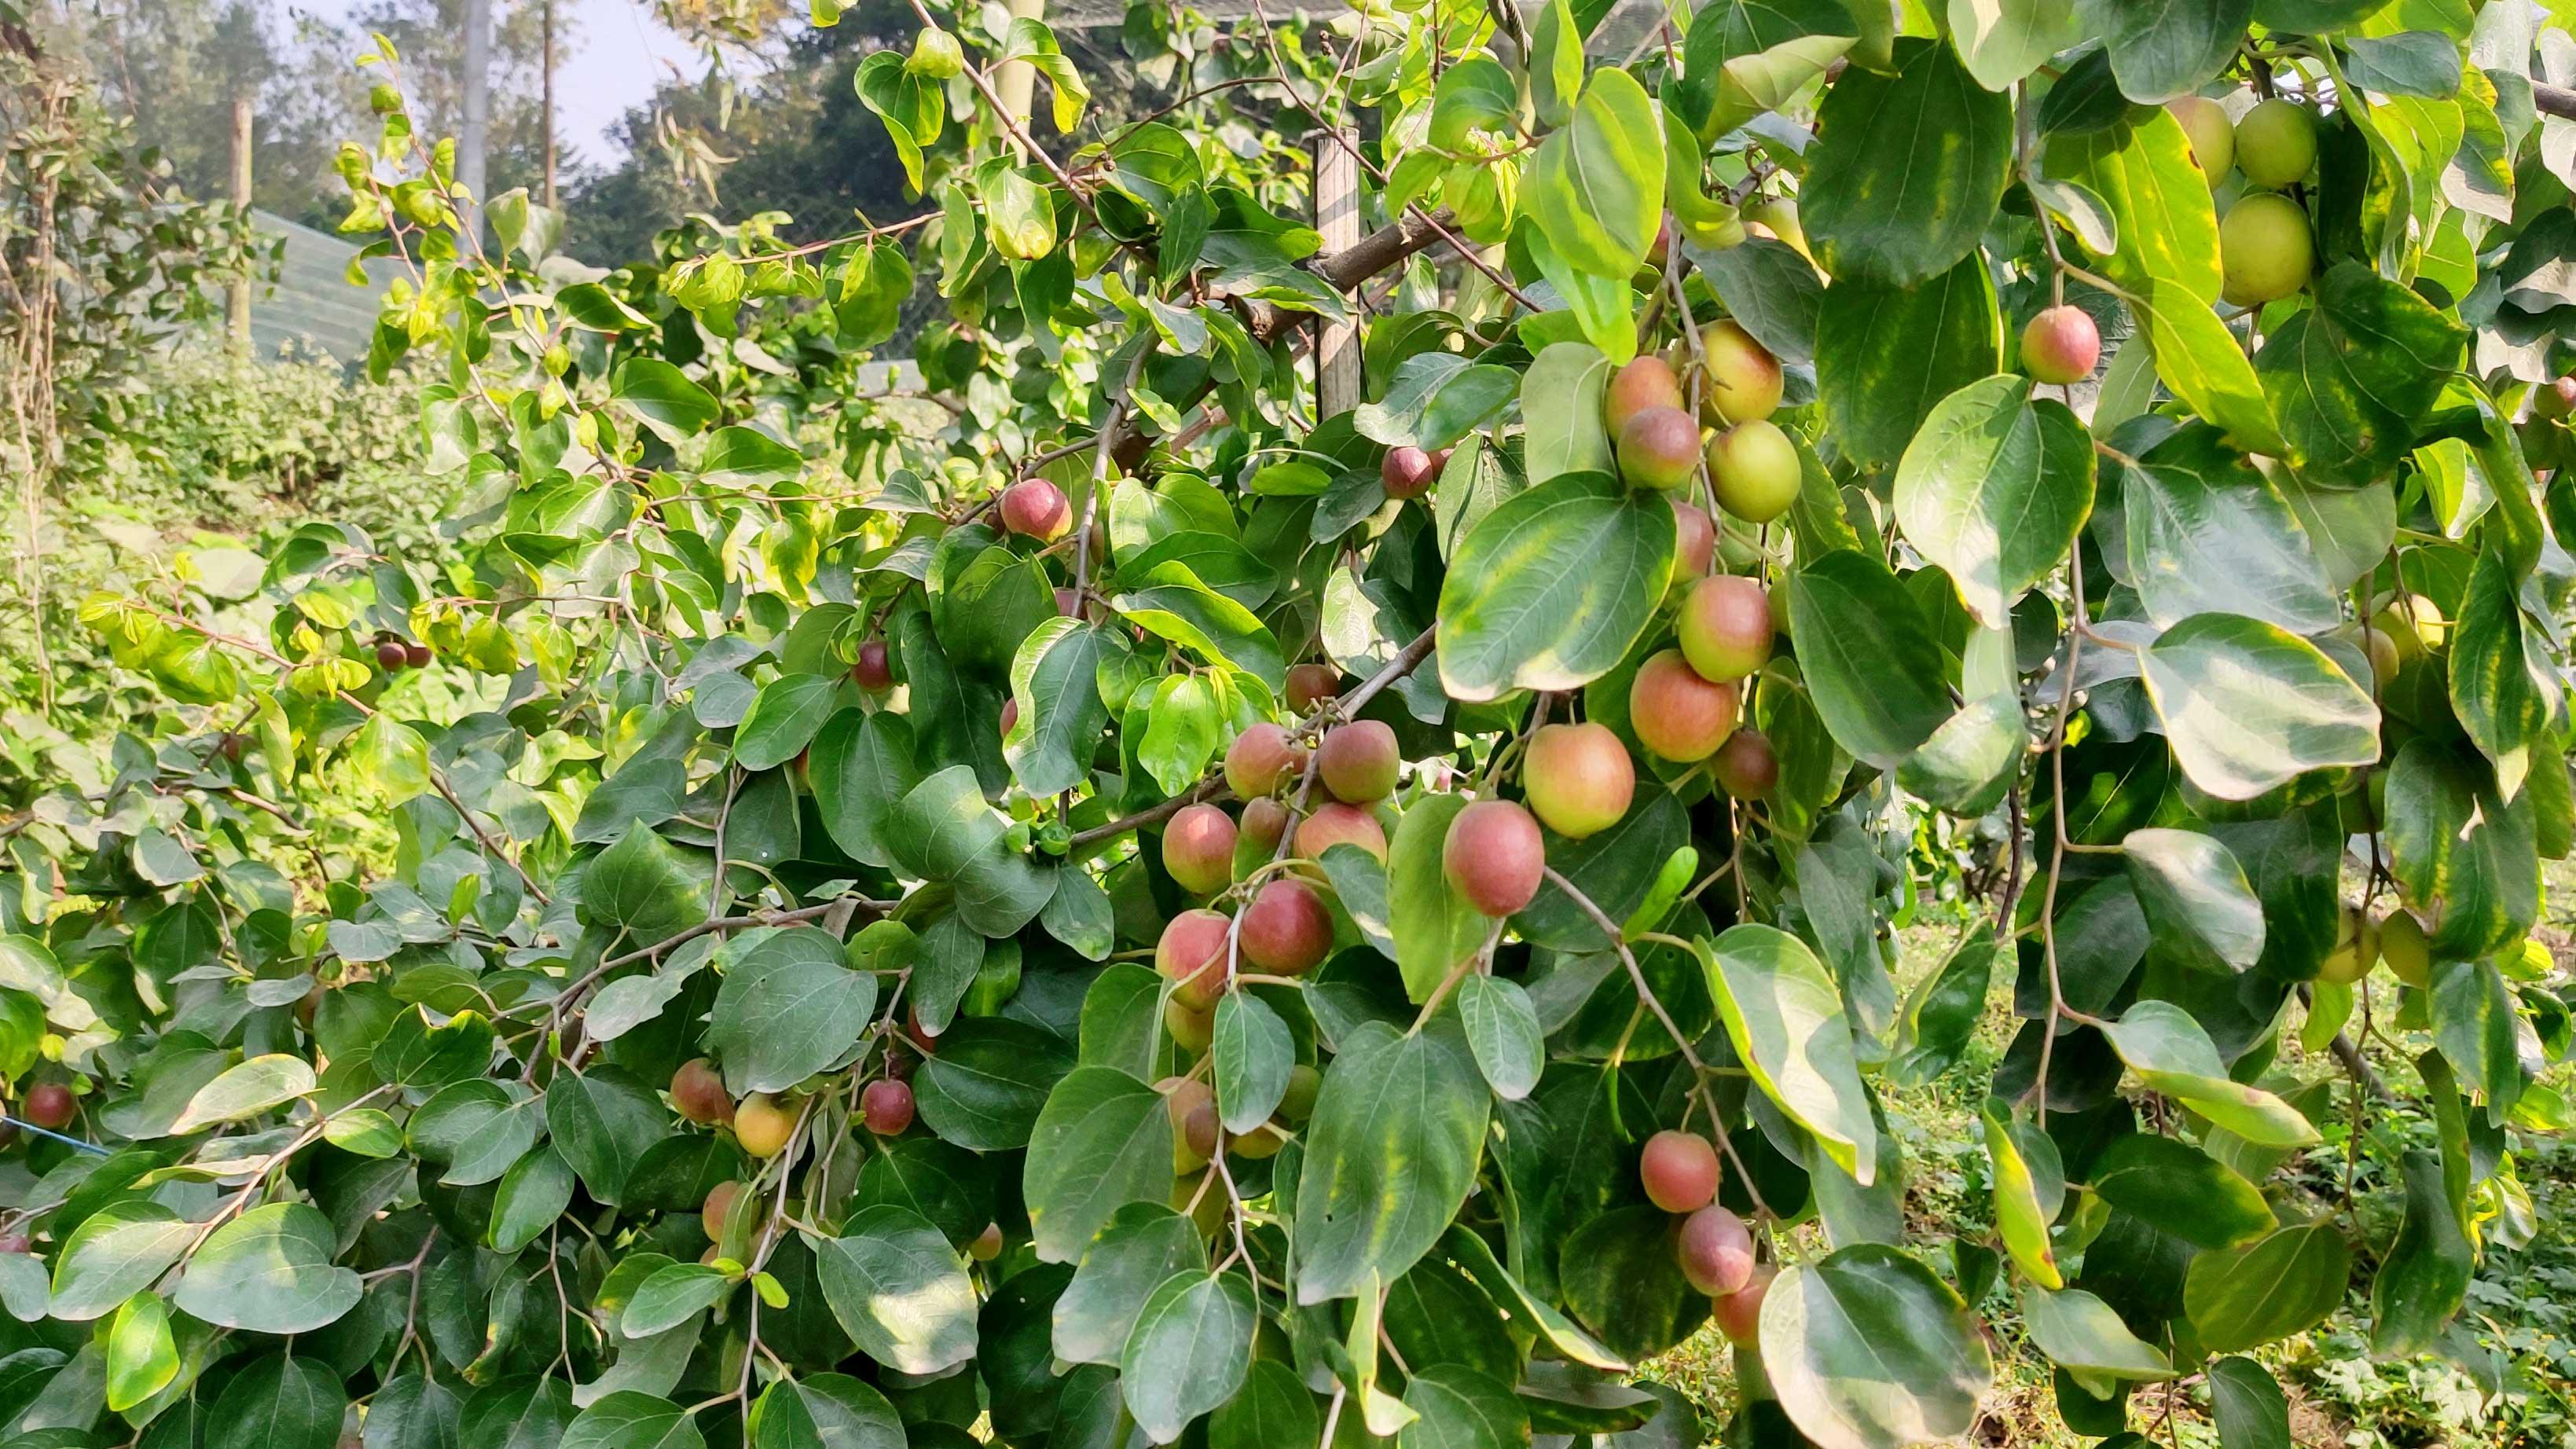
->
(1640, 908, 2576, 1449)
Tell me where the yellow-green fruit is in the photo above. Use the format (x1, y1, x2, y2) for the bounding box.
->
(1743, 196, 1808, 258)
(1707, 420, 1802, 524)
(2316, 906, 2378, 985)
(735, 1094, 798, 1158)
(2219, 193, 2314, 306)
(2167, 96, 2236, 182)
(2373, 593, 2447, 656)
(2377, 908, 2431, 989)
(2234, 99, 2317, 189)
(1696, 321, 1783, 426)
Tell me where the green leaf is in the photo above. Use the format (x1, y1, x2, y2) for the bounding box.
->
(1521, 343, 1615, 483)
(2020, 1286, 2174, 1383)
(1815, 252, 2004, 466)
(1121, 1272, 1256, 1443)
(710, 929, 878, 1096)
(2392, 724, 2540, 952)
(747, 1374, 905, 1449)
(1525, 68, 1664, 280)
(1760, 1244, 1994, 1449)
(104, 1289, 177, 1413)
(2100, 1002, 2320, 1146)
(1455, 974, 1543, 1101)
(1889, 926, 2002, 1086)
(2183, 1219, 2350, 1352)
(624, 1263, 734, 1337)
(1788, 548, 1950, 769)
(984, 167, 1059, 262)
(2123, 828, 2266, 974)
(1355, 354, 1521, 451)
(2076, 0, 2251, 102)
(1211, 1360, 1320, 1449)
(2139, 613, 2380, 801)
(1007, 619, 1122, 798)
(2118, 425, 2338, 634)
(2256, 262, 2468, 486)
(1697, 926, 1877, 1183)
(1893, 375, 2095, 628)
(545, 1066, 668, 1206)
(915, 1017, 1072, 1150)
(699, 426, 802, 489)
(2089, 1132, 2275, 1249)
(1983, 1106, 2064, 1288)
(1053, 1203, 1209, 1365)
(1947, 0, 2081, 90)
(411, 1079, 545, 1186)
(2209, 1358, 2290, 1449)
(2130, 277, 2287, 454)
(1294, 1018, 1490, 1304)
(2449, 544, 2556, 800)
(1211, 992, 1292, 1134)
(611, 358, 721, 441)
(809, 710, 920, 870)
(1693, 236, 1823, 365)
(174, 1202, 362, 1333)
(1113, 561, 1287, 692)
(1802, 39, 2013, 286)
(1399, 1364, 1531, 1449)
(346, 712, 431, 805)
(168, 1053, 315, 1133)
(1026, 1068, 1178, 1264)
(50, 1201, 193, 1322)
(2428, 958, 2523, 1122)
(1387, 795, 1492, 1003)
(1526, 0, 1583, 128)
(490, 1146, 578, 1253)
(733, 674, 839, 772)
(810, 1206, 979, 1374)
(582, 824, 707, 941)
(563, 1392, 707, 1449)
(208, 1353, 345, 1449)
(1435, 471, 1676, 702)
(887, 768, 1059, 937)
(1561, 1205, 1713, 1359)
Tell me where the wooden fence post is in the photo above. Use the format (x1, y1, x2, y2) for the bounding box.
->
(228, 95, 251, 354)
(1312, 130, 1361, 417)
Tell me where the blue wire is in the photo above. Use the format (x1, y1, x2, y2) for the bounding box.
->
(0, 1114, 108, 1156)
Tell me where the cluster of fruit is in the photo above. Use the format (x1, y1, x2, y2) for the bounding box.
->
(2168, 93, 2321, 306)
(1638, 1128, 1771, 1344)
(1605, 321, 1796, 525)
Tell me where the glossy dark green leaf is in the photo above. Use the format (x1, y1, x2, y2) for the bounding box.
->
(1026, 1068, 1179, 1264)
(2369, 1149, 2474, 1355)
(810, 1207, 978, 1374)
(1789, 548, 1950, 769)
(1209, 1360, 1319, 1449)
(1294, 1018, 1490, 1304)
(1120, 1271, 1255, 1443)
(1054, 1202, 1209, 1366)
(2076, 0, 2251, 101)
(611, 358, 719, 440)
(1894, 376, 2095, 627)
(1815, 252, 2004, 466)
(2088, 1132, 2274, 1249)
(2123, 827, 2265, 974)
(2449, 543, 2556, 800)
(563, 1392, 706, 1449)
(2387, 739, 2539, 959)
(1560, 1206, 1711, 1360)
(1436, 471, 1676, 702)
(2119, 426, 2339, 634)
(1399, 1364, 1530, 1449)
(2208, 1358, 2290, 1449)
(174, 1202, 361, 1333)
(747, 1374, 905, 1449)
(1802, 39, 2013, 285)
(2182, 1219, 2350, 1351)
(209, 1353, 345, 1449)
(1699, 926, 1877, 1183)
(2139, 613, 2380, 800)
(710, 929, 877, 1095)
(1760, 1244, 1994, 1449)
(2255, 262, 2468, 486)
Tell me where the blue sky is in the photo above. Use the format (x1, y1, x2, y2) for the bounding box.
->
(292, 0, 708, 158)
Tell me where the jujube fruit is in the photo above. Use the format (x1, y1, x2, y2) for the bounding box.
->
(1707, 419, 1800, 523)
(2234, 98, 2317, 187)
(1617, 406, 1702, 492)
(1164, 1077, 1220, 1172)
(999, 698, 1019, 736)
(999, 478, 1073, 541)
(1714, 1264, 1775, 1344)
(969, 1223, 1004, 1260)
(1712, 730, 1779, 801)
(2219, 193, 2314, 306)
(1382, 446, 1437, 500)
(2537, 376, 2576, 420)
(375, 640, 409, 671)
(1239, 879, 1334, 974)
(1696, 321, 1782, 426)
(22, 1083, 75, 1130)
(1639, 1128, 1721, 1212)
(1162, 804, 1238, 895)
(1224, 723, 1306, 798)
(2378, 908, 2431, 989)
(734, 1094, 796, 1157)
(1317, 720, 1400, 802)
(702, 1180, 745, 1242)
(670, 1058, 733, 1126)
(1678, 1205, 1756, 1297)
(1276, 1063, 1323, 1123)
(861, 1078, 916, 1136)
(403, 642, 431, 668)
(1676, 574, 1773, 683)
(1157, 908, 1233, 1009)
(1165, 996, 1215, 1054)
(1295, 801, 1387, 862)
(1239, 797, 1290, 854)
(2167, 95, 2235, 181)
(1630, 650, 1738, 762)
(1442, 798, 1545, 917)
(1672, 500, 1717, 579)
(1521, 722, 1635, 838)
(1603, 355, 1686, 435)
(2316, 905, 2379, 984)
(1286, 662, 1341, 713)
(853, 638, 895, 692)
(2020, 305, 2100, 385)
